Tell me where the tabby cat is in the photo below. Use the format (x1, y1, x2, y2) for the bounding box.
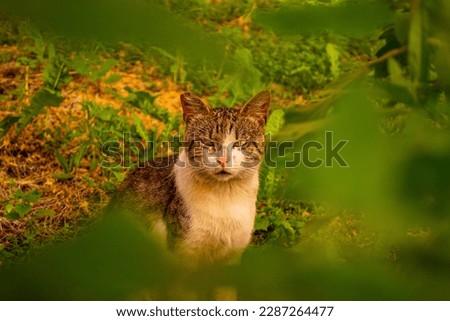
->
(116, 90, 271, 266)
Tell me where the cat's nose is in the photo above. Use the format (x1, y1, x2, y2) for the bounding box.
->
(217, 156, 226, 167)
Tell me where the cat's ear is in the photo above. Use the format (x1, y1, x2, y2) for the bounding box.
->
(180, 92, 210, 122)
(240, 90, 271, 124)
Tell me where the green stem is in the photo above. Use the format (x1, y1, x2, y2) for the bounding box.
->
(52, 62, 65, 92)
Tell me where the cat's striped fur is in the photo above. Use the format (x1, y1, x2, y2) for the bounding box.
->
(116, 91, 271, 266)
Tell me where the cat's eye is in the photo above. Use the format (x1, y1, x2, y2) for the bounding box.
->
(233, 140, 246, 148)
(203, 141, 217, 153)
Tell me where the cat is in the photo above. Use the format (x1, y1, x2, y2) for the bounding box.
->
(115, 90, 271, 267)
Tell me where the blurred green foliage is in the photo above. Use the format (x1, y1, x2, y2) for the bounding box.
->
(1, 0, 450, 300)
(255, 1, 394, 37)
(0, 213, 173, 300)
(0, 206, 448, 300)
(0, 0, 225, 67)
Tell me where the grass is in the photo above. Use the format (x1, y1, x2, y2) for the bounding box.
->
(1, 0, 450, 301)
(0, 7, 362, 264)
(0, 39, 183, 261)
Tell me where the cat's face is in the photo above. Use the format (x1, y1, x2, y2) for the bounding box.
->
(179, 91, 271, 182)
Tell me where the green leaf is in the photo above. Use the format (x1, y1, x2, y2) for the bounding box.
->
(36, 209, 56, 217)
(218, 48, 263, 104)
(281, 221, 296, 235)
(54, 149, 70, 173)
(0, 211, 173, 300)
(126, 90, 170, 123)
(112, 171, 126, 183)
(13, 189, 24, 199)
(326, 43, 341, 78)
(53, 173, 74, 180)
(72, 141, 90, 168)
(16, 89, 63, 136)
(47, 42, 56, 60)
(96, 107, 118, 122)
(0, 115, 20, 139)
(254, 217, 270, 231)
(374, 80, 416, 106)
(255, 2, 394, 37)
(132, 114, 150, 142)
(5, 211, 20, 220)
(262, 167, 277, 201)
(151, 47, 176, 60)
(265, 109, 285, 136)
(69, 57, 90, 76)
(285, 86, 381, 209)
(96, 59, 117, 79)
(408, 3, 429, 90)
(102, 181, 116, 192)
(387, 58, 407, 85)
(15, 203, 32, 217)
(22, 190, 42, 203)
(125, 88, 161, 114)
(293, 220, 305, 229)
(0, 0, 225, 68)
(5, 204, 14, 213)
(104, 73, 122, 84)
(428, 0, 450, 90)
(43, 55, 70, 90)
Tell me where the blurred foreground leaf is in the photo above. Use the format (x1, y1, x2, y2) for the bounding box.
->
(0, 0, 224, 67)
(0, 212, 173, 300)
(255, 1, 394, 37)
(1, 207, 449, 300)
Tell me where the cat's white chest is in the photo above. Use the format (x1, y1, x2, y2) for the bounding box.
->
(174, 164, 259, 262)
(188, 189, 256, 245)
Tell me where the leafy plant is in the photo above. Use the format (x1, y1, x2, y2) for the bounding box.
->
(259, 109, 285, 202)
(151, 47, 187, 84)
(69, 56, 119, 84)
(210, 48, 266, 106)
(0, 88, 64, 140)
(3, 189, 42, 219)
(16, 23, 48, 69)
(0, 25, 67, 139)
(254, 200, 312, 247)
(15, 89, 63, 136)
